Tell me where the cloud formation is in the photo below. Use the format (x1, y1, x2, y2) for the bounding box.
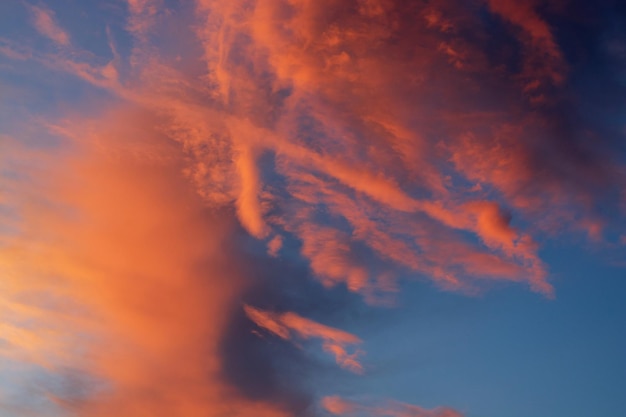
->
(245, 305, 364, 373)
(0, 110, 293, 416)
(5, 0, 623, 299)
(27, 4, 71, 46)
(322, 396, 464, 417)
(0, 0, 625, 416)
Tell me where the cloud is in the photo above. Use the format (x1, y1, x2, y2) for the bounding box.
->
(0, 109, 293, 417)
(27, 4, 71, 46)
(322, 396, 464, 417)
(125, 0, 160, 38)
(480, 0, 567, 99)
(6, 0, 621, 299)
(1, 1, 625, 416)
(234, 143, 271, 239)
(245, 305, 364, 373)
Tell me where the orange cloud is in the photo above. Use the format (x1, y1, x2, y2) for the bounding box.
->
(2, 1, 625, 415)
(485, 0, 559, 57)
(4, 0, 583, 300)
(294, 221, 370, 292)
(234, 143, 270, 239)
(322, 396, 464, 417)
(126, 0, 160, 37)
(484, 0, 566, 91)
(0, 109, 291, 417)
(245, 305, 364, 373)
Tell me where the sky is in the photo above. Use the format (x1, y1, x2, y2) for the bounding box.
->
(0, 1, 625, 416)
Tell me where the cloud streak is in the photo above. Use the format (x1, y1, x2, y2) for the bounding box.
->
(245, 305, 364, 373)
(322, 396, 464, 417)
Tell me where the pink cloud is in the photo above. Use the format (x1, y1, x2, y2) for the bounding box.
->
(28, 4, 70, 46)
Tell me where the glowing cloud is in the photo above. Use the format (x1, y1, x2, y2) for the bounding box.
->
(0, 110, 290, 417)
(0, 1, 625, 416)
(245, 305, 364, 373)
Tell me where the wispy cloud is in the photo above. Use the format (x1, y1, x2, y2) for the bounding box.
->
(322, 396, 464, 417)
(1, 1, 625, 416)
(245, 305, 364, 373)
(27, 4, 70, 46)
(0, 111, 290, 417)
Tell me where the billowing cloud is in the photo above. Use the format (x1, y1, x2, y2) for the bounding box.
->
(245, 305, 364, 373)
(0, 110, 297, 417)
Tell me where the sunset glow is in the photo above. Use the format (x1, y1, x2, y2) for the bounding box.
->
(0, 1, 625, 416)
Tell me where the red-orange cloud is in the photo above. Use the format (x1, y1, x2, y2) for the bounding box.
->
(0, 109, 291, 417)
(1, 1, 625, 415)
(27, 4, 71, 46)
(245, 305, 364, 373)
